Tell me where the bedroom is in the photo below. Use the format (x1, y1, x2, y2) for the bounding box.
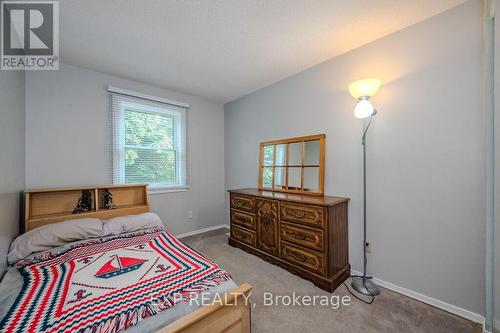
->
(0, 0, 498, 332)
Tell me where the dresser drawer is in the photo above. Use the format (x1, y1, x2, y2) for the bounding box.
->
(280, 221, 324, 252)
(280, 202, 324, 228)
(281, 241, 324, 275)
(231, 225, 256, 247)
(230, 194, 256, 213)
(231, 209, 256, 230)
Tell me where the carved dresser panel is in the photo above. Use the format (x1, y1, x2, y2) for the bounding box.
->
(257, 199, 279, 256)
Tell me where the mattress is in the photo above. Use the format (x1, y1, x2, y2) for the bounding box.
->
(0, 230, 237, 333)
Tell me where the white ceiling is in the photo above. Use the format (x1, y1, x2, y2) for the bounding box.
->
(60, 0, 468, 103)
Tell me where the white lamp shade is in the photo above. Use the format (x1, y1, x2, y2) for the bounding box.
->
(349, 79, 381, 100)
(354, 100, 375, 119)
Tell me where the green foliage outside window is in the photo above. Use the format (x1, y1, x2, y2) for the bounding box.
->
(263, 145, 274, 165)
(124, 109, 176, 184)
(263, 167, 273, 187)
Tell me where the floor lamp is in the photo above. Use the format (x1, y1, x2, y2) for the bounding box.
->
(348, 78, 381, 297)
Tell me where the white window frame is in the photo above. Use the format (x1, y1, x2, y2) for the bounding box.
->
(110, 86, 189, 193)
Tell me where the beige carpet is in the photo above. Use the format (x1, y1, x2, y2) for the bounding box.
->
(182, 229, 480, 333)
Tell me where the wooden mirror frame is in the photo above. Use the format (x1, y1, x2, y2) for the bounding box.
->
(258, 134, 325, 196)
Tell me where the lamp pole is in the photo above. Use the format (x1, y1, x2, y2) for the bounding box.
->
(351, 112, 380, 296)
(362, 116, 370, 286)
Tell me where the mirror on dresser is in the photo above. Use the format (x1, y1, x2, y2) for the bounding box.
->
(258, 134, 325, 196)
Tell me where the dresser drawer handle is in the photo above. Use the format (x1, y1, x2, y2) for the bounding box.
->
(289, 250, 307, 262)
(234, 199, 248, 207)
(290, 231, 306, 240)
(291, 210, 306, 218)
(235, 215, 250, 223)
(261, 215, 271, 224)
(235, 231, 248, 239)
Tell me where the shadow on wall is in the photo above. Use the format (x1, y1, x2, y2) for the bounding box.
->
(188, 202, 227, 235)
(0, 192, 22, 278)
(149, 191, 226, 236)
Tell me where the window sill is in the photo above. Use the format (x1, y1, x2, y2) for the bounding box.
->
(148, 186, 190, 195)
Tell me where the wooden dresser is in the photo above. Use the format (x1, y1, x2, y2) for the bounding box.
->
(228, 188, 350, 292)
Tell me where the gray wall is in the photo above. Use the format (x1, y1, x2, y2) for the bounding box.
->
(0, 70, 25, 276)
(494, 0, 499, 331)
(225, 0, 484, 315)
(25, 63, 225, 236)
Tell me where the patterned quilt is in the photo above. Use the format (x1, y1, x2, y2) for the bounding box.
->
(0, 228, 231, 333)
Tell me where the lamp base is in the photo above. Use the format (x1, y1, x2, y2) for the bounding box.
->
(351, 277, 381, 296)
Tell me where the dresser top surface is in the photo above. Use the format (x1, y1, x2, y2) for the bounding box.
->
(228, 188, 349, 206)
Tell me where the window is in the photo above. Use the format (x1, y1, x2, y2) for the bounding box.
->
(110, 87, 188, 191)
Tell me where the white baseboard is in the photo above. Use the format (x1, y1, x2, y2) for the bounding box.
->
(350, 270, 484, 326)
(481, 319, 500, 333)
(481, 318, 500, 333)
(175, 224, 229, 239)
(492, 318, 500, 333)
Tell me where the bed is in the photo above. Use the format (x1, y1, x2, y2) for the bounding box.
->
(0, 184, 251, 333)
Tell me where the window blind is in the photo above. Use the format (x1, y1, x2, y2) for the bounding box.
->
(109, 88, 188, 190)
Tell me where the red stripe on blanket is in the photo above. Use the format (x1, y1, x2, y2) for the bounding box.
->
(0, 229, 232, 333)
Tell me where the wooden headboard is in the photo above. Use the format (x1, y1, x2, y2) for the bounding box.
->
(24, 184, 149, 232)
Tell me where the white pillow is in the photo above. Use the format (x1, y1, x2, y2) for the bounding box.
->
(103, 213, 163, 236)
(8, 218, 103, 265)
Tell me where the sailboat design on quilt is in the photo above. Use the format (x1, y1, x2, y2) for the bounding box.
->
(95, 255, 147, 279)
